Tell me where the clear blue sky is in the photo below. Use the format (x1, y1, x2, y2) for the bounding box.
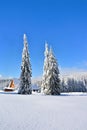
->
(0, 0, 87, 78)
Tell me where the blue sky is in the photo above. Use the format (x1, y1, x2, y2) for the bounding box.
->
(0, 0, 87, 78)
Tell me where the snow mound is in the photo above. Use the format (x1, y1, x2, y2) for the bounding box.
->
(61, 92, 87, 96)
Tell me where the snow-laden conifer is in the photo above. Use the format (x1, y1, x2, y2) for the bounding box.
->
(18, 34, 32, 94)
(41, 43, 49, 92)
(42, 44, 60, 95)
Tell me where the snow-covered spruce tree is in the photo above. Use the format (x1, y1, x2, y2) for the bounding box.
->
(18, 34, 32, 94)
(41, 43, 49, 92)
(42, 44, 60, 95)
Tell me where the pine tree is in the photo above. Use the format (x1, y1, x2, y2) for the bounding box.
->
(42, 44, 60, 95)
(41, 43, 49, 92)
(18, 34, 32, 94)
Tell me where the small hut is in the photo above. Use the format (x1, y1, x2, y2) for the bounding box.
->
(4, 80, 15, 92)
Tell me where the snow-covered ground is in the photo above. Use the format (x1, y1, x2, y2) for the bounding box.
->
(0, 92, 87, 130)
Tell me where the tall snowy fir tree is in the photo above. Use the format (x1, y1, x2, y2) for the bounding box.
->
(18, 34, 32, 94)
(47, 48, 60, 95)
(41, 43, 49, 92)
(42, 44, 60, 95)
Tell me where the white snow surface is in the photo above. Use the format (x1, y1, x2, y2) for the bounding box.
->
(0, 92, 87, 130)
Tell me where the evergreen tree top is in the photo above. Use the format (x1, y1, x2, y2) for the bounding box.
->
(49, 47, 53, 56)
(44, 42, 49, 57)
(22, 34, 29, 55)
(24, 34, 27, 43)
(49, 47, 55, 60)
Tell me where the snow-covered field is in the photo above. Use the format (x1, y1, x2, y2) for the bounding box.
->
(0, 92, 87, 130)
